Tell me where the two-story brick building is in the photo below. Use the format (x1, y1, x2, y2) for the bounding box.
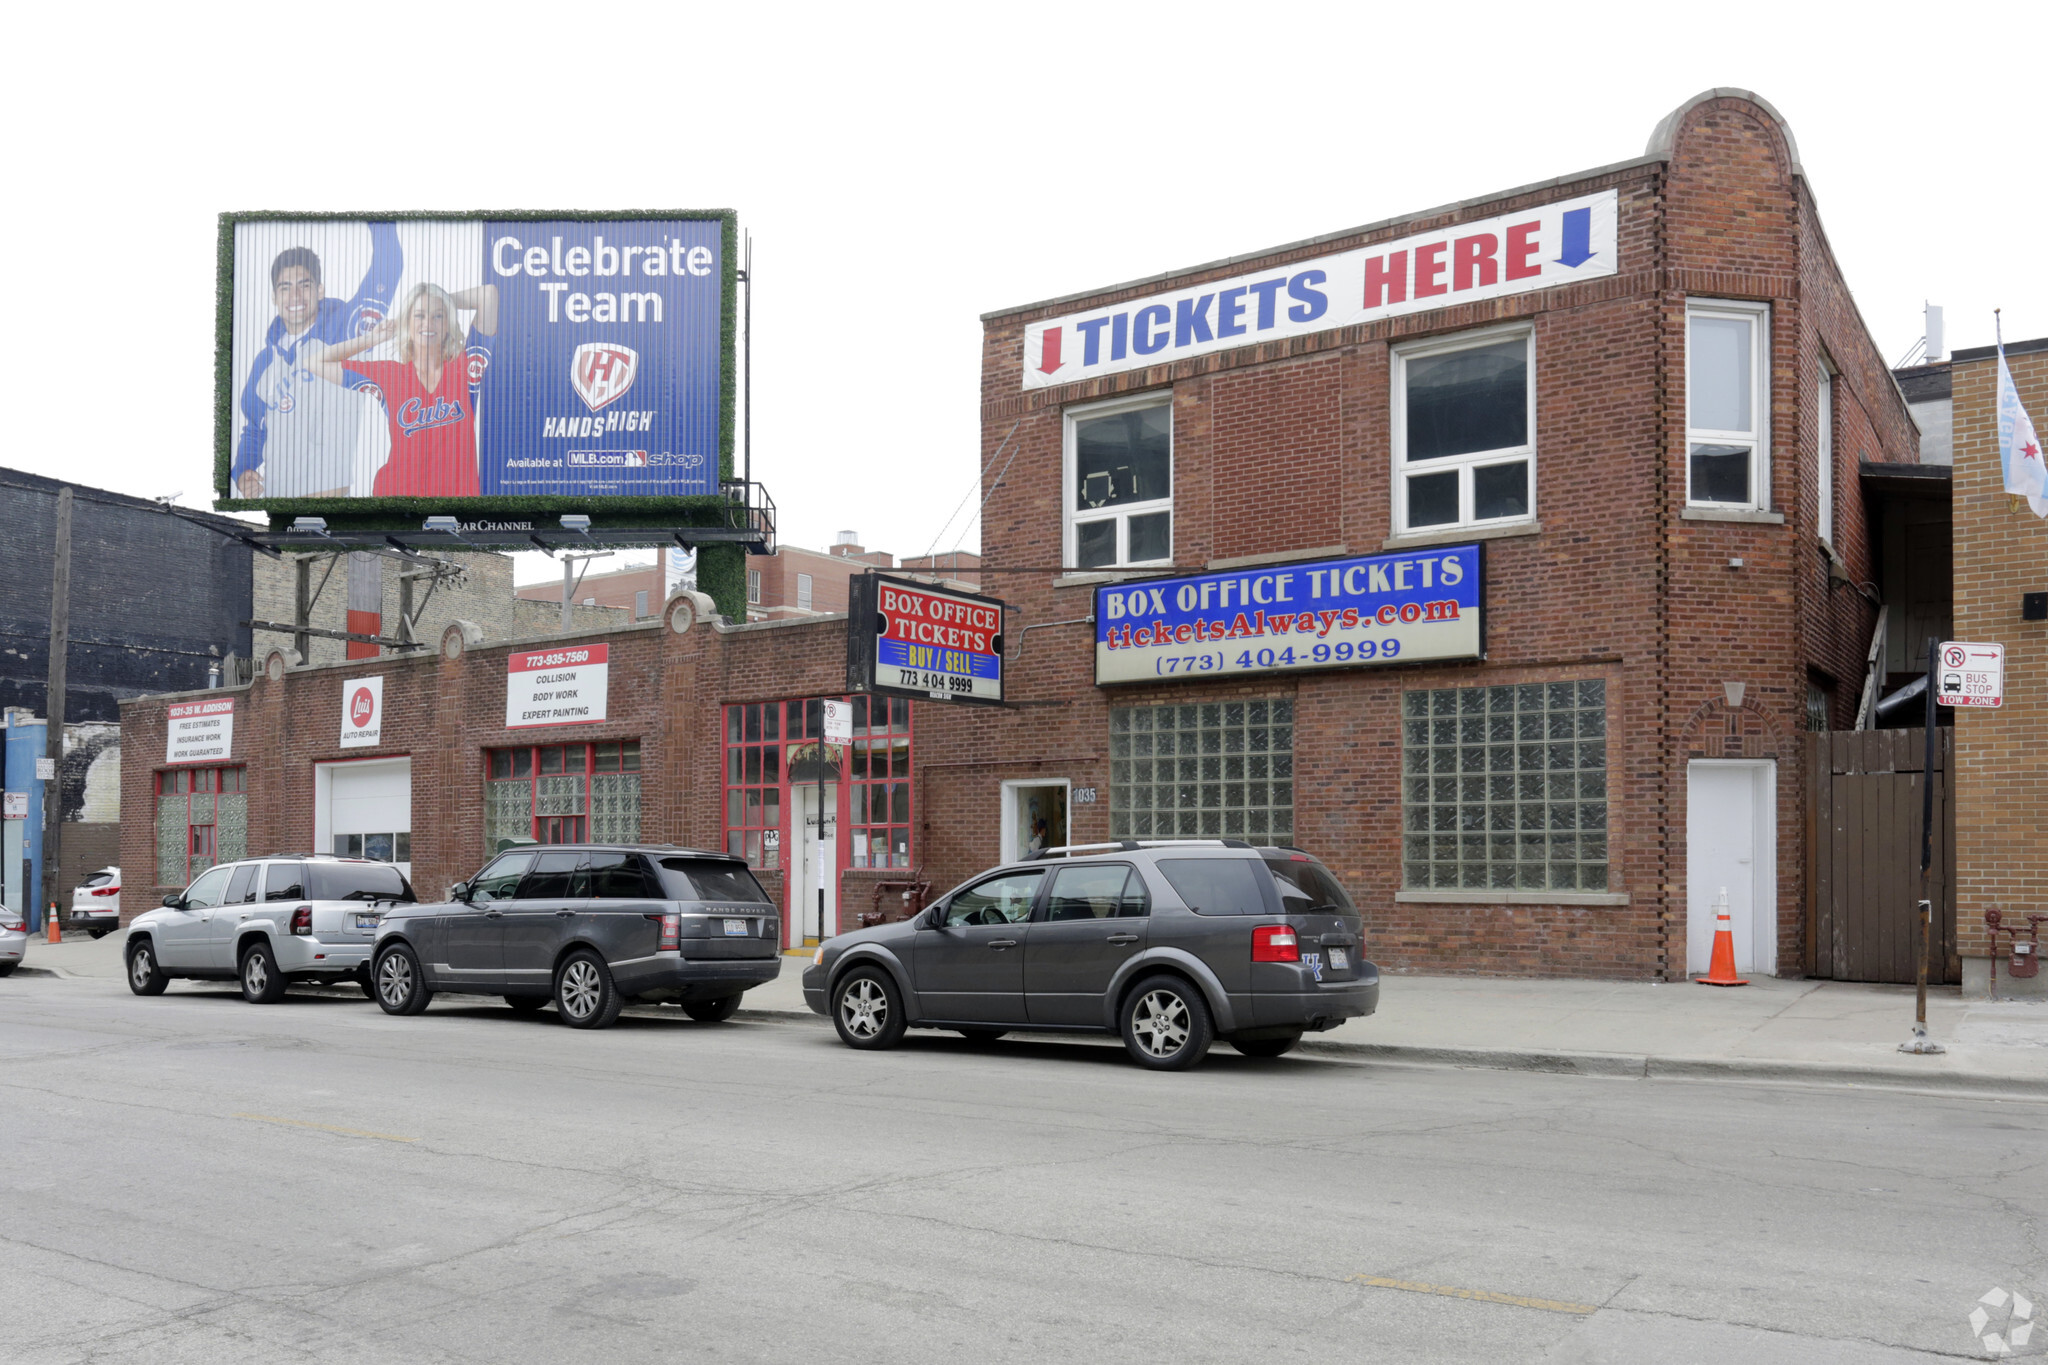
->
(121, 90, 1918, 980)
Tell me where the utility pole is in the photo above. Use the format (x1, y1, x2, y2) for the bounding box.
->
(560, 552, 611, 633)
(40, 488, 72, 937)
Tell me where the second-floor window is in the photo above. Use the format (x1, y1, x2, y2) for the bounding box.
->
(1066, 395, 1172, 570)
(1687, 300, 1770, 509)
(797, 573, 813, 610)
(1392, 326, 1535, 534)
(746, 569, 762, 605)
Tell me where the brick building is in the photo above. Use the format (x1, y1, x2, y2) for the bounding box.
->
(1949, 336, 2048, 994)
(120, 90, 1919, 981)
(735, 535, 979, 623)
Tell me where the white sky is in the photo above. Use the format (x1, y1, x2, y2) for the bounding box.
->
(7, 0, 2041, 578)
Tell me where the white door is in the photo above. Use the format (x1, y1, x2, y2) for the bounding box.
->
(317, 759, 413, 880)
(1687, 761, 1777, 976)
(795, 785, 838, 945)
(1001, 781, 1070, 863)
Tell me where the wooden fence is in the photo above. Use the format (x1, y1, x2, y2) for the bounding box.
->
(1806, 728, 1958, 984)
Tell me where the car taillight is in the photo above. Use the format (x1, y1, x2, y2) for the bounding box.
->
(92, 886, 121, 897)
(1252, 924, 1300, 962)
(646, 912, 679, 950)
(2, 918, 25, 932)
(291, 907, 312, 935)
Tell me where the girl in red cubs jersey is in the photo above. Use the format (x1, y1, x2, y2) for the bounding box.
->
(306, 282, 498, 496)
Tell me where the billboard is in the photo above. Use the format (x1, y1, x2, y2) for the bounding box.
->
(847, 574, 1006, 706)
(1093, 546, 1483, 685)
(216, 212, 734, 519)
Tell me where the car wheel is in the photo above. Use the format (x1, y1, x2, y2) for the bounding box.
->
(356, 963, 376, 1000)
(504, 994, 547, 1013)
(126, 939, 168, 996)
(0, 963, 15, 978)
(832, 967, 906, 1050)
(1119, 974, 1214, 1071)
(240, 941, 287, 1004)
(373, 944, 432, 1016)
(555, 950, 623, 1029)
(682, 994, 743, 1023)
(1229, 1032, 1302, 1059)
(955, 1028, 1008, 1045)
(88, 928, 109, 940)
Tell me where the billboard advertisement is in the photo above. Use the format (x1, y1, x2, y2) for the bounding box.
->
(847, 574, 1006, 706)
(1093, 546, 1483, 685)
(217, 212, 734, 517)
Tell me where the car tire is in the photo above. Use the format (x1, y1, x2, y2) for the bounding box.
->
(240, 941, 287, 1004)
(356, 963, 376, 1000)
(1229, 1032, 1302, 1059)
(126, 939, 168, 996)
(955, 1028, 1008, 1044)
(88, 928, 109, 940)
(682, 994, 743, 1023)
(555, 950, 624, 1030)
(1119, 974, 1215, 1071)
(0, 963, 15, 978)
(831, 967, 906, 1050)
(504, 994, 547, 1013)
(373, 944, 432, 1016)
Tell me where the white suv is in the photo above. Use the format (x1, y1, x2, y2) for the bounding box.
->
(125, 856, 415, 1004)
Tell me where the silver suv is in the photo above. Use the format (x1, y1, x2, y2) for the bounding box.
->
(125, 856, 415, 1003)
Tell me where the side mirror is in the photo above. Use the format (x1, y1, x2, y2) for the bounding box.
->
(161, 893, 185, 909)
(448, 883, 470, 903)
(921, 906, 946, 929)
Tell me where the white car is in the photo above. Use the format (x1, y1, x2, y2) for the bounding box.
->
(0, 907, 26, 976)
(68, 866, 120, 939)
(125, 856, 415, 1003)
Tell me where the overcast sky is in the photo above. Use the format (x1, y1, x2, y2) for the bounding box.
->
(7, 1, 2039, 580)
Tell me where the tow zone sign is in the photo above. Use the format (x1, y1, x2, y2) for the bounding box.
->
(1937, 641, 2004, 708)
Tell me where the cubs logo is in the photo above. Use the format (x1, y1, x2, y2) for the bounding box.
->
(571, 342, 639, 412)
(466, 346, 490, 387)
(352, 306, 384, 338)
(277, 392, 295, 414)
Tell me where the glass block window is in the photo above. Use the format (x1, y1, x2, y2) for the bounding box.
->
(154, 766, 246, 887)
(1109, 699, 1293, 842)
(1401, 681, 1608, 892)
(483, 741, 641, 854)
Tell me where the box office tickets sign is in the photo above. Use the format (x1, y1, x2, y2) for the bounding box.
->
(166, 699, 237, 764)
(219, 213, 731, 510)
(1093, 546, 1482, 685)
(847, 574, 1006, 705)
(506, 644, 610, 728)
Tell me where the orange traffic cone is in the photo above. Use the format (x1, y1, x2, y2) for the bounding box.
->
(1698, 888, 1747, 987)
(47, 906, 60, 945)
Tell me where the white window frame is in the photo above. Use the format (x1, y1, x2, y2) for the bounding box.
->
(796, 573, 813, 611)
(1063, 391, 1174, 570)
(1685, 299, 1772, 511)
(746, 569, 762, 605)
(1390, 323, 1537, 535)
(1817, 354, 1835, 544)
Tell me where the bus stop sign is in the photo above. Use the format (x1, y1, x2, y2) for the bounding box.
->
(1937, 641, 2004, 708)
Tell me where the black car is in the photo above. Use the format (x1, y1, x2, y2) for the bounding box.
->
(370, 845, 781, 1028)
(803, 840, 1377, 1069)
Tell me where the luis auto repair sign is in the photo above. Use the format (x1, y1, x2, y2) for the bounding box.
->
(225, 216, 725, 502)
(340, 676, 384, 748)
(848, 574, 1005, 705)
(1094, 547, 1482, 685)
(506, 645, 610, 728)
(166, 699, 236, 764)
(1024, 190, 1616, 389)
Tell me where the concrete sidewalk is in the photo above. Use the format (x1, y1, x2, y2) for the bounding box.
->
(26, 932, 2048, 1096)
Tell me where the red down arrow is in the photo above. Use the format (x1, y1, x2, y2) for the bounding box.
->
(1037, 326, 1063, 374)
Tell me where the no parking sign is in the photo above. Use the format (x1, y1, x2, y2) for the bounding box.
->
(1936, 641, 2004, 708)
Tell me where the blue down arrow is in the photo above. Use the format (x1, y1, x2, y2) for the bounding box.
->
(1555, 207, 1595, 268)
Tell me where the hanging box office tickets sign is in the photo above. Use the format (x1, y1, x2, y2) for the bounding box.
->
(1094, 546, 1483, 685)
(506, 644, 610, 728)
(847, 574, 1006, 705)
(166, 699, 237, 764)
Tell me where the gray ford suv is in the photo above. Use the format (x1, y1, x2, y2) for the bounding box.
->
(802, 840, 1377, 1069)
(370, 845, 781, 1029)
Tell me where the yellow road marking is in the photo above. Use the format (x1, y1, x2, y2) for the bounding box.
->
(233, 1113, 417, 1144)
(1347, 1276, 1598, 1316)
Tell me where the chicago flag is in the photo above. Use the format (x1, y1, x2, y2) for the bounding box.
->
(1998, 339, 2048, 518)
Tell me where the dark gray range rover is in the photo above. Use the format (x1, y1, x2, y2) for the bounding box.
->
(802, 840, 1377, 1069)
(371, 845, 780, 1029)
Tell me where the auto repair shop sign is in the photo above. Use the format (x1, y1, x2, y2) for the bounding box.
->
(506, 644, 610, 728)
(166, 698, 236, 764)
(1094, 546, 1482, 685)
(340, 675, 384, 748)
(1023, 190, 1617, 389)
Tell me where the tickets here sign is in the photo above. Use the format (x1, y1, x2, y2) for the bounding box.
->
(1093, 546, 1482, 685)
(166, 699, 237, 764)
(506, 644, 610, 728)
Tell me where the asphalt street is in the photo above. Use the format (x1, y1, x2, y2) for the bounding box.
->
(1, 971, 2040, 1364)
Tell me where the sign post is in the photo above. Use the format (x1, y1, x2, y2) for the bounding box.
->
(818, 699, 851, 945)
(1903, 637, 1949, 1055)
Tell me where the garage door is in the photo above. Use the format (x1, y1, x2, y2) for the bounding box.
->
(319, 758, 413, 878)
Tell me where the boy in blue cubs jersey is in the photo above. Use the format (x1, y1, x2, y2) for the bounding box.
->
(232, 223, 402, 498)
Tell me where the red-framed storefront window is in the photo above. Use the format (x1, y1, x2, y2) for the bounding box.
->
(154, 766, 246, 886)
(483, 741, 642, 853)
(722, 695, 914, 872)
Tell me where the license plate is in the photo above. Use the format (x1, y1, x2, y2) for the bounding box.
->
(1329, 947, 1349, 971)
(354, 914, 380, 930)
(723, 918, 748, 937)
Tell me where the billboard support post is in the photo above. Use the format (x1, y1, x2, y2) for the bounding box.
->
(39, 487, 72, 936)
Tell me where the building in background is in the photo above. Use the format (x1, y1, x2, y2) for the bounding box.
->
(736, 533, 982, 622)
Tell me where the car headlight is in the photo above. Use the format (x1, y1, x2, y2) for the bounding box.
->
(812, 946, 825, 966)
